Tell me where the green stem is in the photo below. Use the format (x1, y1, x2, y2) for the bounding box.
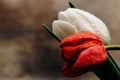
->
(43, 24, 61, 42)
(105, 45, 120, 50)
(94, 53, 120, 80)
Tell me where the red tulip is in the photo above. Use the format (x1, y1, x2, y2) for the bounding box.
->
(60, 32, 107, 77)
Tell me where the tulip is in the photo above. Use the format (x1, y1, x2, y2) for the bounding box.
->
(52, 8, 111, 45)
(51, 7, 120, 79)
(60, 32, 107, 77)
(42, 3, 120, 79)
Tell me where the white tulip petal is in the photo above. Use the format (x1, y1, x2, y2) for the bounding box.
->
(52, 20, 78, 40)
(58, 12, 69, 21)
(52, 8, 111, 45)
(59, 8, 96, 34)
(73, 8, 111, 44)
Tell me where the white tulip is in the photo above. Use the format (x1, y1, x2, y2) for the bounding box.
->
(52, 8, 111, 45)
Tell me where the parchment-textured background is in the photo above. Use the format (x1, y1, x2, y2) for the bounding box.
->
(0, 0, 120, 80)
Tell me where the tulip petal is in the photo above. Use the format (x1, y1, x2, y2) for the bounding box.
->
(62, 64, 85, 77)
(73, 46, 107, 69)
(60, 32, 102, 64)
(61, 40, 102, 63)
(62, 46, 107, 78)
(73, 8, 111, 44)
(58, 8, 111, 44)
(52, 20, 78, 40)
(59, 8, 96, 34)
(60, 32, 107, 77)
(60, 32, 101, 47)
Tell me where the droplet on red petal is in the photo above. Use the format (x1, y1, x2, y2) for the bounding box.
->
(60, 32, 101, 47)
(73, 46, 107, 69)
(61, 39, 102, 63)
(60, 32, 107, 77)
(62, 46, 107, 77)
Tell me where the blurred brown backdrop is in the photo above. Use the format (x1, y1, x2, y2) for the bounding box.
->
(0, 0, 120, 80)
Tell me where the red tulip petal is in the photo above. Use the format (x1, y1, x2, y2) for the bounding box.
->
(61, 40, 102, 63)
(73, 46, 107, 70)
(60, 32, 107, 77)
(60, 32, 101, 47)
(62, 63, 91, 77)
(62, 46, 107, 77)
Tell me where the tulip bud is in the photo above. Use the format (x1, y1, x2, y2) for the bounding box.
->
(60, 32, 107, 77)
(52, 8, 111, 45)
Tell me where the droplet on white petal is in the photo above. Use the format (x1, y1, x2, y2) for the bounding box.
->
(52, 20, 78, 40)
(73, 8, 111, 44)
(53, 8, 111, 45)
(59, 8, 96, 35)
(59, 8, 111, 44)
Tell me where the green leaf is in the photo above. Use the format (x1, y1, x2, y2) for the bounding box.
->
(43, 24, 61, 42)
(68, 2, 76, 8)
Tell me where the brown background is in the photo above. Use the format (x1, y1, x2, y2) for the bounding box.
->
(0, 0, 120, 80)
